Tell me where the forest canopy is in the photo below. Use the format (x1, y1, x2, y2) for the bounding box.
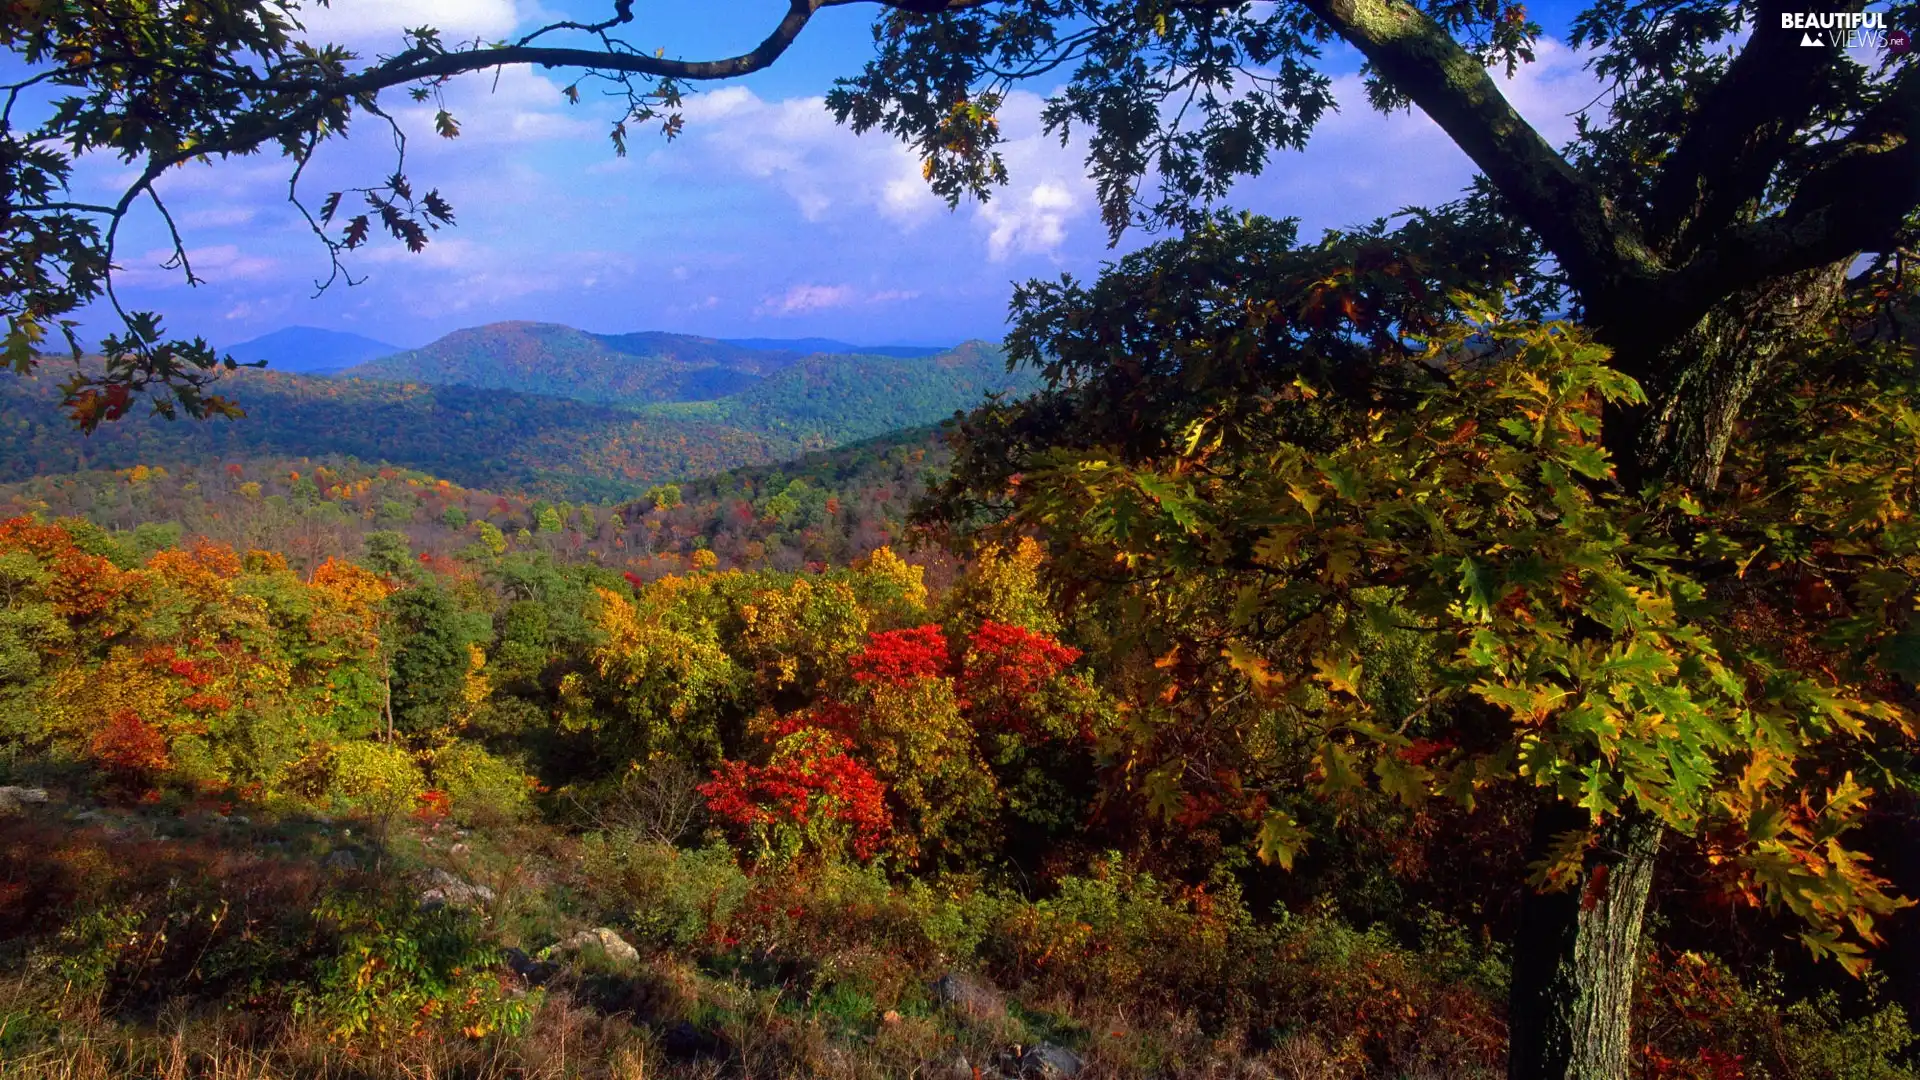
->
(0, 1, 1916, 1078)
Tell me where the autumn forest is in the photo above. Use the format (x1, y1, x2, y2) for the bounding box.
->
(1, 1, 1917, 1079)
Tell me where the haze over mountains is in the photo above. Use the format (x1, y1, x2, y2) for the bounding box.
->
(2, 323, 1031, 499)
(224, 327, 403, 374)
(222, 322, 952, 391)
(337, 322, 957, 406)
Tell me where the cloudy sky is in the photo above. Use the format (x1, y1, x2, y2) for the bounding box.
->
(80, 0, 1606, 350)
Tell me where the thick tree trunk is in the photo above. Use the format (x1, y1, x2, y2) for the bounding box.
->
(1608, 261, 1849, 491)
(1506, 260, 1848, 1079)
(1508, 808, 1663, 1080)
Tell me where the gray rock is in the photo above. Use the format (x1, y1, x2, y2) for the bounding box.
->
(551, 927, 640, 966)
(418, 868, 495, 909)
(0, 787, 49, 814)
(322, 849, 361, 872)
(931, 972, 1005, 1020)
(1020, 1044, 1084, 1079)
(501, 946, 559, 986)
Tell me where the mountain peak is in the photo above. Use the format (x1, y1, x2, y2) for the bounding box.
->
(225, 327, 402, 374)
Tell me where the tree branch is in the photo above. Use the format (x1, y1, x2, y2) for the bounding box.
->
(1641, 0, 1860, 259)
(1665, 69, 1919, 325)
(1292, 0, 1662, 325)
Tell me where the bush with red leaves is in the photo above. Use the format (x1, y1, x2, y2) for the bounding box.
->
(849, 624, 950, 686)
(90, 711, 171, 782)
(700, 729, 893, 861)
(958, 621, 1082, 733)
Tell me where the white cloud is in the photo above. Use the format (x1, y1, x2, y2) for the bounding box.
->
(119, 245, 283, 288)
(754, 284, 922, 317)
(672, 86, 1099, 262)
(295, 0, 522, 46)
(758, 284, 855, 315)
(676, 87, 944, 229)
(981, 180, 1080, 262)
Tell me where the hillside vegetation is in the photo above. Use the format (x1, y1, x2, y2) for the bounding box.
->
(0, 471, 1907, 1078)
(0, 343, 1028, 501)
(341, 323, 794, 405)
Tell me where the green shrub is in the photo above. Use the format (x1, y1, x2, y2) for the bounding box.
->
(430, 742, 532, 826)
(579, 835, 748, 950)
(295, 891, 534, 1045)
(325, 741, 426, 819)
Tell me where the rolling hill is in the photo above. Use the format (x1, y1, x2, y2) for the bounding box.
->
(224, 326, 403, 373)
(721, 336, 946, 359)
(339, 322, 965, 407)
(339, 323, 770, 405)
(0, 341, 1030, 500)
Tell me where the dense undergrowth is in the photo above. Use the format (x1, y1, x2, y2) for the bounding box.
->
(4, 310, 1919, 1076)
(0, 501, 1912, 1077)
(4, 782, 1910, 1079)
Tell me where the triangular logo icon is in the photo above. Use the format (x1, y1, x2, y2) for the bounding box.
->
(1800, 31, 1822, 46)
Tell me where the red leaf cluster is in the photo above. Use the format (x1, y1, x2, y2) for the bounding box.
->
(700, 732, 893, 859)
(959, 621, 1081, 731)
(849, 625, 950, 686)
(414, 789, 453, 822)
(91, 711, 171, 779)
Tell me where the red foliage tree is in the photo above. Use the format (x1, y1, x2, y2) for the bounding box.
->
(958, 621, 1081, 733)
(700, 729, 893, 860)
(848, 625, 950, 687)
(90, 711, 171, 782)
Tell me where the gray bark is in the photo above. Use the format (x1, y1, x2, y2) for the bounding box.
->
(1508, 812, 1664, 1080)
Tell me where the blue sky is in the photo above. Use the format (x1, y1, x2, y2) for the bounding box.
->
(82, 0, 1607, 351)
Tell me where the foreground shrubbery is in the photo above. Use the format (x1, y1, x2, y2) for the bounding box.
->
(3, 304, 1919, 1075)
(5, 793, 1911, 1079)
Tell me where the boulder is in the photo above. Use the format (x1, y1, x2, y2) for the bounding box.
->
(418, 867, 495, 909)
(501, 946, 560, 986)
(1020, 1043, 1084, 1079)
(931, 971, 1005, 1020)
(553, 927, 640, 966)
(0, 787, 50, 815)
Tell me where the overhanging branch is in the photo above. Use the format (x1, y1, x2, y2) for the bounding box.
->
(1641, 0, 1859, 259)
(1667, 71, 1920, 322)
(1292, 0, 1661, 322)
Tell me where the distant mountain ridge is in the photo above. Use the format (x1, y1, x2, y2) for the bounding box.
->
(0, 338, 1030, 500)
(339, 322, 959, 407)
(225, 327, 401, 373)
(721, 337, 945, 359)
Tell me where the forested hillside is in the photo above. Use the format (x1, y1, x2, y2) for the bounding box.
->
(0, 432, 946, 580)
(0, 345, 1021, 501)
(341, 323, 794, 404)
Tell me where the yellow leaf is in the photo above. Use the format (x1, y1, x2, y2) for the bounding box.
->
(1313, 653, 1362, 696)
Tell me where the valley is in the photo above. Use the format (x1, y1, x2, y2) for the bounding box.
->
(0, 327, 1030, 501)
